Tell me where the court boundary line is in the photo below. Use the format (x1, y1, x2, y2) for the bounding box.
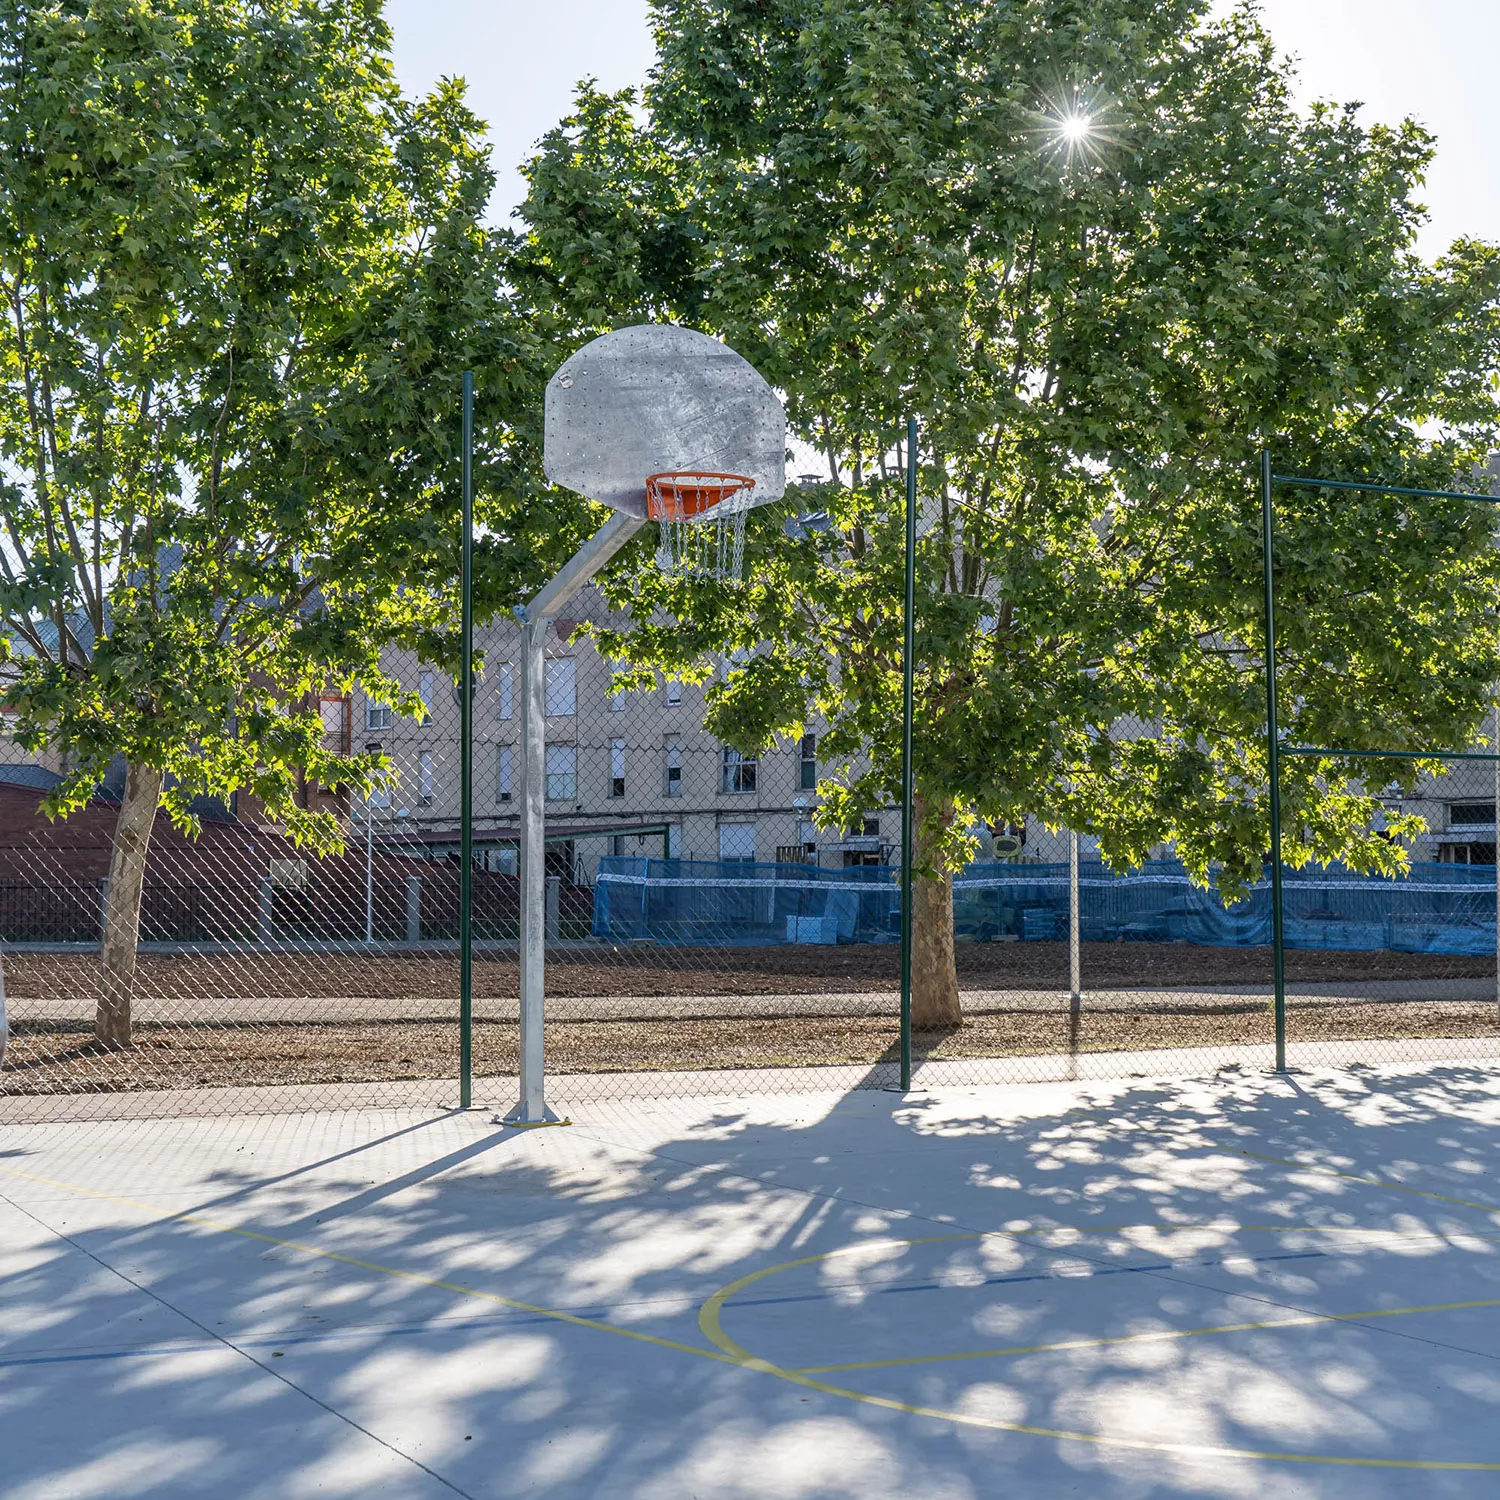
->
(698, 1228, 1500, 1470)
(7, 1158, 1500, 1470)
(9, 1109, 1500, 1473)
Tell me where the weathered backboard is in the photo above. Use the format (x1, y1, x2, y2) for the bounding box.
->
(544, 325, 786, 518)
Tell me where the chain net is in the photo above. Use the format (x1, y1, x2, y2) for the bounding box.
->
(5, 611, 1499, 1121)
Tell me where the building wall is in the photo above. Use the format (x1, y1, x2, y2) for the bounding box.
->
(351, 588, 864, 879)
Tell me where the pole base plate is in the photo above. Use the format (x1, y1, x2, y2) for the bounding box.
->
(496, 1103, 571, 1128)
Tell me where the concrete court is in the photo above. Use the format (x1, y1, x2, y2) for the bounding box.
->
(4, 1063, 1500, 1498)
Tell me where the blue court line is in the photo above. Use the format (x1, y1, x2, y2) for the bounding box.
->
(0, 1246, 1378, 1371)
(723, 1247, 1334, 1311)
(0, 1310, 619, 1371)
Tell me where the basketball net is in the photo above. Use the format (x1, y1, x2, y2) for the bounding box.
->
(645, 472, 754, 584)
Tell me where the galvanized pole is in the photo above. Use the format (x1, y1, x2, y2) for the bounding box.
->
(459, 371, 474, 1108)
(1069, 829, 1081, 1015)
(516, 614, 547, 1120)
(899, 417, 918, 1092)
(364, 811, 374, 946)
(505, 511, 645, 1126)
(1261, 449, 1287, 1072)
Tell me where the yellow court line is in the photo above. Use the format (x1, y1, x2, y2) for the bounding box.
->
(698, 1229, 1500, 1470)
(10, 1165, 1500, 1470)
(1208, 1144, 1500, 1217)
(0, 1162, 741, 1368)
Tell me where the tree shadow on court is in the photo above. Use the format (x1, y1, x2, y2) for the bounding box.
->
(5, 1062, 1500, 1498)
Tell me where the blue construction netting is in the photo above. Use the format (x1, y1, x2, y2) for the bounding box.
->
(591, 855, 1500, 953)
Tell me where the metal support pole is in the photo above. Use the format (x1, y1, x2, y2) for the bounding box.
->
(459, 371, 474, 1108)
(1494, 700, 1499, 1024)
(364, 813, 374, 945)
(899, 416, 918, 1092)
(1069, 829, 1081, 1012)
(1261, 449, 1288, 1072)
(505, 509, 645, 1126)
(515, 614, 547, 1121)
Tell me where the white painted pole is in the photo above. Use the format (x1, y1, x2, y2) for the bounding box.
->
(514, 613, 549, 1122)
(1069, 829, 1081, 1011)
(504, 511, 645, 1126)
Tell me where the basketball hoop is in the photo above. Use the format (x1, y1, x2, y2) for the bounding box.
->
(645, 471, 755, 583)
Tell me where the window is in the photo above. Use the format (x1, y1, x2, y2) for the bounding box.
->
(719, 823, 756, 862)
(609, 676, 628, 712)
(610, 739, 626, 798)
(366, 699, 393, 732)
(418, 671, 435, 725)
(544, 658, 575, 716)
(721, 746, 757, 794)
(1449, 802, 1495, 828)
(665, 734, 682, 797)
(496, 745, 513, 804)
(545, 743, 576, 801)
(367, 783, 391, 810)
(495, 663, 513, 721)
(862, 815, 880, 837)
(666, 679, 683, 706)
(799, 732, 817, 790)
(797, 819, 819, 857)
(319, 695, 350, 754)
(419, 750, 434, 802)
(1445, 841, 1497, 866)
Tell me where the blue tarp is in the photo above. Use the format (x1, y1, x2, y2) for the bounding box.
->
(592, 855, 1499, 953)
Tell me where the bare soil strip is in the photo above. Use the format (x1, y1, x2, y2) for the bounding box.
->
(5, 1002, 1496, 1095)
(5, 943, 1491, 1000)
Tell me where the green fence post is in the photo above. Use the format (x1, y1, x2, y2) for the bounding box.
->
(1260, 448, 1287, 1072)
(899, 417, 918, 1092)
(460, 370, 474, 1108)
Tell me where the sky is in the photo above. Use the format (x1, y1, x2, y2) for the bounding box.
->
(384, 0, 1500, 259)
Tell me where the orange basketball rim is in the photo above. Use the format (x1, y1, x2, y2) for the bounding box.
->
(645, 471, 756, 521)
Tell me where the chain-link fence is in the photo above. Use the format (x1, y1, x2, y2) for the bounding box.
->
(7, 591, 1500, 1119)
(0, 670, 489, 1119)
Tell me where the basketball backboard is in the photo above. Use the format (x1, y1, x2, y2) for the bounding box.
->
(544, 324, 786, 518)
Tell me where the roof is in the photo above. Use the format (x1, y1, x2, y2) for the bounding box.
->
(0, 763, 63, 791)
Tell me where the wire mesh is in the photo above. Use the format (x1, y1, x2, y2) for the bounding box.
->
(6, 594, 1500, 1119)
(1281, 748, 1500, 1070)
(0, 666, 488, 1120)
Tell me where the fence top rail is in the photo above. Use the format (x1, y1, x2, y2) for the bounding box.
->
(1280, 746, 1500, 763)
(1271, 472, 1500, 505)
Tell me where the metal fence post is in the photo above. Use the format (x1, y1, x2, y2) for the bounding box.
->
(545, 874, 561, 943)
(405, 874, 421, 943)
(459, 369, 474, 1108)
(1069, 829, 1081, 1014)
(899, 415, 918, 1092)
(364, 815, 374, 945)
(1261, 449, 1288, 1072)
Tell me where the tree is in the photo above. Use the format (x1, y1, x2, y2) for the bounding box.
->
(515, 0, 1500, 1025)
(0, 0, 566, 1046)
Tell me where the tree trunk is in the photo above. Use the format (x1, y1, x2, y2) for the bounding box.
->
(911, 792, 963, 1028)
(95, 762, 164, 1048)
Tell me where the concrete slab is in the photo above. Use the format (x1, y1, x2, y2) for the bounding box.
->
(6, 1063, 1500, 1496)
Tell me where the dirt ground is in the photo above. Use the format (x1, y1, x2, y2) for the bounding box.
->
(5, 942, 1492, 1000)
(5, 1002, 1498, 1095)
